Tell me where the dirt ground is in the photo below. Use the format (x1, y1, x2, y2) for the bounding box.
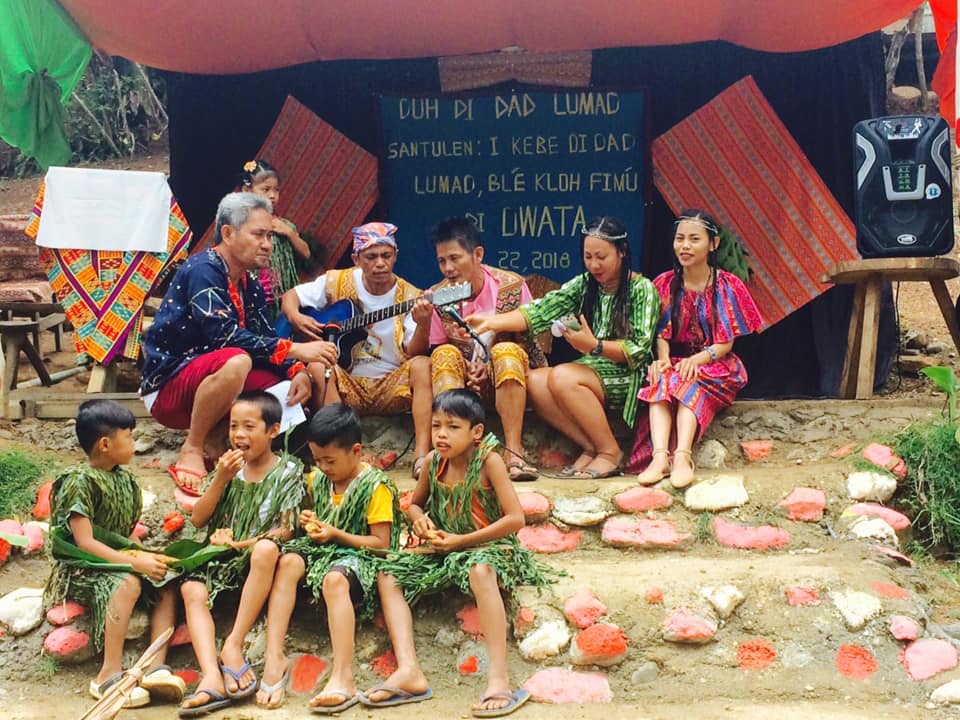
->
(3, 154, 960, 718)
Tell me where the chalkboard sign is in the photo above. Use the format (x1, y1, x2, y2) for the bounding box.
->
(378, 89, 647, 289)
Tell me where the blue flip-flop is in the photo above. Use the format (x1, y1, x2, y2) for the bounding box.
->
(471, 689, 531, 718)
(178, 688, 231, 717)
(357, 684, 433, 707)
(219, 660, 259, 700)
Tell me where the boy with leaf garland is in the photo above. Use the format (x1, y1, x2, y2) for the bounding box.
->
(46, 399, 186, 708)
(362, 389, 554, 718)
(256, 403, 400, 712)
(178, 391, 305, 717)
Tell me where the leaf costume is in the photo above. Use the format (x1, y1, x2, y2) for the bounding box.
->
(381, 434, 556, 604)
(45, 464, 145, 651)
(186, 454, 305, 604)
(284, 464, 399, 621)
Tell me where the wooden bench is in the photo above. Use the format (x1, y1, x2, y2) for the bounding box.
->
(0, 301, 67, 358)
(0, 313, 67, 390)
(822, 257, 960, 399)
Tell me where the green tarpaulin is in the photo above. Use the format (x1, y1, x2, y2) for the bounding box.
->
(0, 0, 91, 168)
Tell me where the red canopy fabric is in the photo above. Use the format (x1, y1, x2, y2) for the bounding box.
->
(59, 0, 923, 74)
(929, 0, 957, 130)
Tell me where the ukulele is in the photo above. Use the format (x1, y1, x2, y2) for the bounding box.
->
(274, 282, 471, 371)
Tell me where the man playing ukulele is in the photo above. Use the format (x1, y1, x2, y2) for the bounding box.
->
(281, 223, 435, 476)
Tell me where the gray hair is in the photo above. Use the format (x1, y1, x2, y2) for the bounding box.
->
(214, 192, 273, 244)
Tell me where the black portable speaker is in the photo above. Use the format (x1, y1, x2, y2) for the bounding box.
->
(853, 115, 954, 258)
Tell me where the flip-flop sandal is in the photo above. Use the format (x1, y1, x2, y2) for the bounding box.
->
(167, 465, 204, 496)
(179, 688, 232, 717)
(358, 684, 433, 708)
(507, 461, 539, 482)
(140, 664, 187, 703)
(560, 454, 595, 476)
(219, 660, 259, 700)
(309, 689, 359, 714)
(256, 667, 289, 709)
(572, 463, 622, 479)
(89, 671, 151, 708)
(472, 689, 531, 718)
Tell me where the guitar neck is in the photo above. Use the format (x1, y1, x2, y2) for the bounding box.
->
(341, 298, 416, 332)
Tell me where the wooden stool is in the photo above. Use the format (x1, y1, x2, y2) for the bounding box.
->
(822, 257, 960, 399)
(0, 314, 67, 390)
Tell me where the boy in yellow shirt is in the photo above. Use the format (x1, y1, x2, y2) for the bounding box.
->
(256, 404, 399, 711)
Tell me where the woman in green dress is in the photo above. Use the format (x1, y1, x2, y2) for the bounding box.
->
(468, 217, 659, 478)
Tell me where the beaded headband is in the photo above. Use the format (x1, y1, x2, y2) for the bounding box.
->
(584, 217, 628, 241)
(675, 215, 719, 235)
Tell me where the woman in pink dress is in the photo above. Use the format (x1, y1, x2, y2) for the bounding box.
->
(636, 210, 763, 488)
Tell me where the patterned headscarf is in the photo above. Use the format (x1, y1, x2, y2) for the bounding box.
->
(352, 222, 398, 254)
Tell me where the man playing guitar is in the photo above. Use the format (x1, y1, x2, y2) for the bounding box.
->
(280, 222, 435, 476)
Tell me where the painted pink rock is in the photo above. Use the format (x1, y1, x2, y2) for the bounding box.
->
(601, 517, 690, 548)
(456, 604, 483, 638)
(740, 440, 773, 462)
(874, 544, 914, 566)
(780, 488, 826, 522)
(900, 639, 958, 680)
(714, 517, 790, 550)
(662, 608, 717, 644)
(830, 442, 857, 458)
(890, 615, 920, 641)
(847, 503, 910, 531)
(43, 626, 91, 662)
(132, 521, 149, 540)
(0, 519, 23, 536)
(645, 587, 664, 604)
(523, 668, 612, 704)
(289, 654, 329, 694)
(613, 487, 673, 513)
(514, 606, 536, 637)
(46, 601, 86, 626)
(570, 623, 628, 666)
(564, 590, 608, 629)
(870, 581, 911, 599)
(174, 487, 199, 513)
(862, 443, 907, 478)
(170, 623, 192, 647)
(785, 586, 820, 606)
(518, 525, 581, 553)
(22, 524, 43, 553)
(519, 492, 552, 524)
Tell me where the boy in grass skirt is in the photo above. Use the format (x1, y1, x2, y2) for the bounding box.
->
(361, 389, 553, 718)
(178, 391, 305, 717)
(257, 403, 400, 712)
(46, 400, 185, 708)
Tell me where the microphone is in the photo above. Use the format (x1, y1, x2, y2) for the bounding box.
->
(441, 306, 491, 363)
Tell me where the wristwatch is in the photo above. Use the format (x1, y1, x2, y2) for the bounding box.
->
(590, 340, 604, 356)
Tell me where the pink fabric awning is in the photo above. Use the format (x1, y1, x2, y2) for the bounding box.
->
(58, 0, 923, 74)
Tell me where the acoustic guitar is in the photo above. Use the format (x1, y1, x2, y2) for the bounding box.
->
(274, 282, 471, 371)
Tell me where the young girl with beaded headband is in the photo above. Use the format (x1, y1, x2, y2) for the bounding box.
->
(468, 216, 660, 478)
(239, 159, 314, 320)
(635, 209, 763, 488)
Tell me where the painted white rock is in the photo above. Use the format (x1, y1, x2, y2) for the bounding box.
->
(552, 497, 611, 527)
(830, 589, 883, 631)
(848, 516, 899, 547)
(931, 679, 960, 705)
(0, 587, 44, 636)
(684, 475, 748, 511)
(700, 585, 745, 620)
(518, 620, 571, 661)
(846, 471, 897, 503)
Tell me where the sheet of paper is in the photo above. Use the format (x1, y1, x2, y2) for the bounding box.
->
(265, 381, 307, 433)
(36, 167, 171, 252)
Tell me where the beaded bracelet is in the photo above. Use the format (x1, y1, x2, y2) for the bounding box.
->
(705, 345, 718, 362)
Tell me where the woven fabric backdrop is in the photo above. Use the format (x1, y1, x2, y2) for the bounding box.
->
(194, 95, 378, 269)
(25, 183, 192, 363)
(652, 76, 858, 329)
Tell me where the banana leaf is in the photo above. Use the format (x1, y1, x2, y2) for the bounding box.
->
(0, 531, 28, 548)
